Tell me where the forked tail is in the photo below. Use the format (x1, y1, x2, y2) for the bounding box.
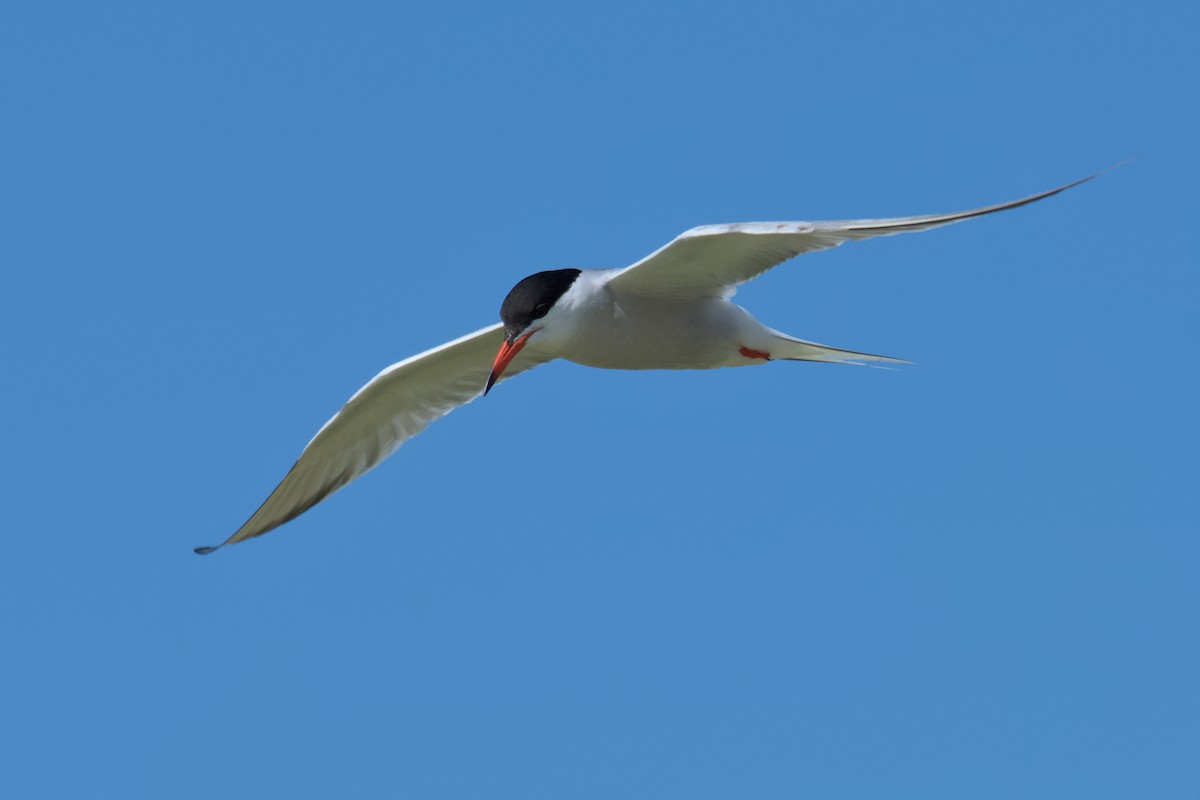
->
(770, 331, 908, 366)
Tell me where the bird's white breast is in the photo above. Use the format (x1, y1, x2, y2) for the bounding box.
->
(533, 270, 771, 370)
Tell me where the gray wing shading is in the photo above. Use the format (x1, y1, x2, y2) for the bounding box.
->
(195, 323, 552, 554)
(607, 173, 1098, 298)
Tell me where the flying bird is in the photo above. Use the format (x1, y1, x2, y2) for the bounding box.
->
(195, 173, 1099, 554)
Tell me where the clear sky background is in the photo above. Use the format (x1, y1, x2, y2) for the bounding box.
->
(2, 1, 1197, 797)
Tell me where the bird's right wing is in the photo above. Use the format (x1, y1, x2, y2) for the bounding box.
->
(195, 323, 553, 554)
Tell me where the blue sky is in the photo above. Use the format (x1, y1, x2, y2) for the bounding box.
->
(2, 1, 1197, 797)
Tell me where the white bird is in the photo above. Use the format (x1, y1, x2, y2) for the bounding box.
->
(195, 173, 1099, 554)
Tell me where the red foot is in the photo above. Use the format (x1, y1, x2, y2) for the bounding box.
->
(739, 346, 772, 360)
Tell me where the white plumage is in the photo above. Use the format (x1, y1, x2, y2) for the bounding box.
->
(196, 173, 1098, 554)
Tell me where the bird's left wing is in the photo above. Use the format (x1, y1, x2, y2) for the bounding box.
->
(195, 323, 553, 554)
(607, 174, 1097, 298)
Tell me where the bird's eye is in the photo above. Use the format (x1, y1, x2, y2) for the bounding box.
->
(532, 302, 550, 317)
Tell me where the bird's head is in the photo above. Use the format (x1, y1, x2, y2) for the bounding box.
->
(486, 268, 582, 395)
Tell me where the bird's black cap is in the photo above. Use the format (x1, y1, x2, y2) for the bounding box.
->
(499, 269, 581, 340)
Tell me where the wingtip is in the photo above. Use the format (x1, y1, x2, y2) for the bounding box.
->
(1101, 156, 1137, 174)
(1064, 159, 1134, 191)
(193, 544, 220, 556)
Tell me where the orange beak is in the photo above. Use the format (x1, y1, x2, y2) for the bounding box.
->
(485, 330, 535, 395)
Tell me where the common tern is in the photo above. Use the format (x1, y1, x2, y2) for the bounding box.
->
(195, 173, 1098, 554)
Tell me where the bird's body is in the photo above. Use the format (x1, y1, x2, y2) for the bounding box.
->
(195, 172, 1106, 555)
(529, 271, 790, 370)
